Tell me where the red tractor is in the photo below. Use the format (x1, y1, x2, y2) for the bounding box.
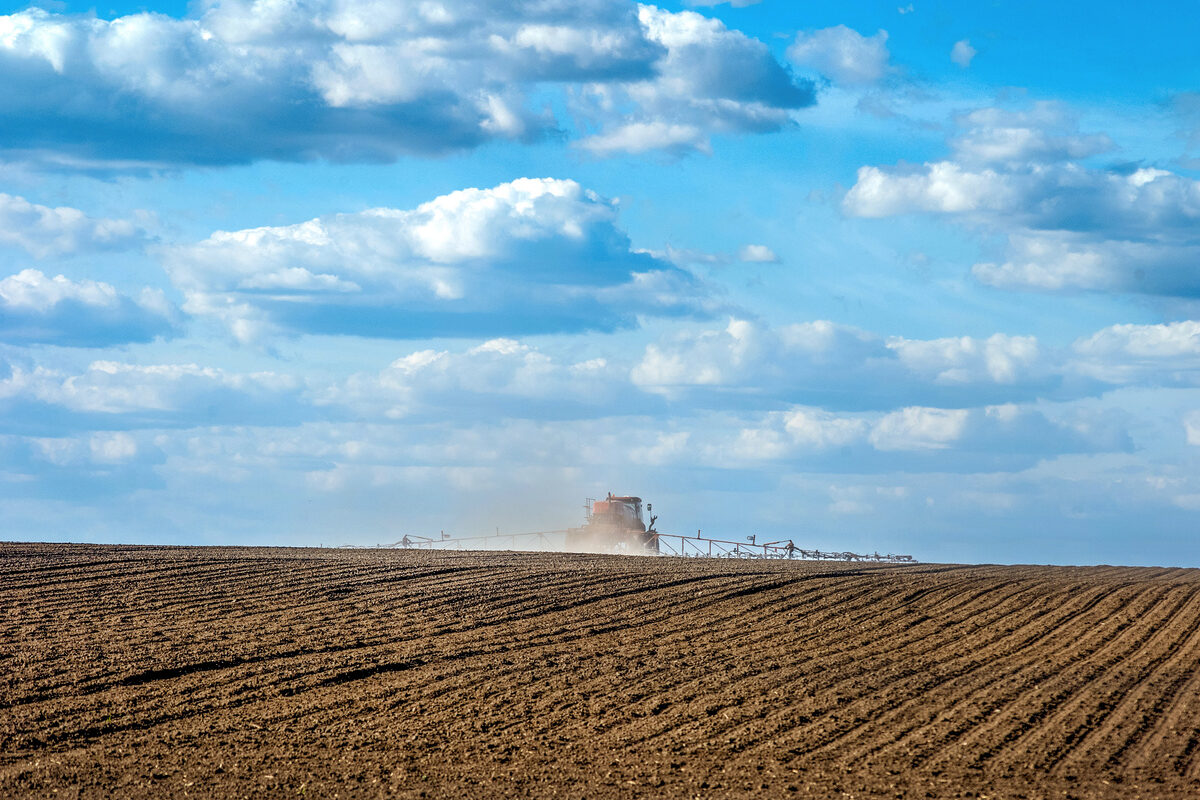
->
(565, 493, 659, 554)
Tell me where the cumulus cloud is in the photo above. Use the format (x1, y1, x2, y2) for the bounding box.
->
(575, 6, 815, 155)
(698, 400, 1127, 473)
(321, 337, 644, 420)
(0, 381, 1145, 548)
(868, 406, 968, 450)
(0, 427, 167, 504)
(25, 431, 140, 466)
(1076, 320, 1200, 360)
(950, 39, 976, 68)
(738, 244, 778, 263)
(73, 400, 1124, 493)
(863, 402, 1123, 461)
(0, 194, 146, 257)
(0, 269, 178, 346)
(633, 318, 880, 389)
(844, 105, 1200, 297)
(889, 333, 1040, 384)
(8, 310, 1175, 447)
(845, 161, 1012, 217)
(971, 233, 1200, 294)
(787, 26, 892, 87)
(630, 316, 1200, 413)
(0, 317, 1157, 546)
(1072, 321, 1200, 385)
(5, 407, 1172, 560)
(0, 358, 308, 433)
(287, 316, 1200, 426)
(163, 177, 715, 341)
(782, 407, 868, 449)
(89, 431, 138, 463)
(630, 318, 1064, 409)
(577, 121, 709, 157)
(298, 315, 1200, 426)
(0, 2, 810, 167)
(950, 104, 1113, 166)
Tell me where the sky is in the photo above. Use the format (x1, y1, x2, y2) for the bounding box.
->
(1, 0, 1199, 566)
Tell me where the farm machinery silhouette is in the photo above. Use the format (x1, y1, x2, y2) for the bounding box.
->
(374, 492, 915, 564)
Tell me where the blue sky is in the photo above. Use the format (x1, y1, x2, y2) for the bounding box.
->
(1, 0, 1199, 565)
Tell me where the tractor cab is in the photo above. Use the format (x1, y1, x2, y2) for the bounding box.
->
(567, 492, 659, 554)
(589, 494, 645, 531)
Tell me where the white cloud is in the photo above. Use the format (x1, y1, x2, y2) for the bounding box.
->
(632, 318, 881, 391)
(1186, 411, 1200, 445)
(869, 406, 968, 450)
(783, 408, 868, 449)
(7, 429, 164, 494)
(630, 318, 1056, 409)
(0, 269, 177, 346)
(0, 359, 305, 429)
(738, 243, 778, 263)
(89, 432, 138, 463)
(950, 39, 976, 68)
(0, 331, 1152, 553)
(971, 232, 1200, 295)
(844, 110, 1200, 297)
(2, 269, 125, 312)
(1072, 321, 1200, 385)
(787, 26, 892, 87)
(574, 5, 815, 155)
(1076, 321, 1200, 359)
(164, 177, 715, 341)
(35, 415, 1158, 562)
(844, 162, 1013, 216)
(706, 399, 1122, 468)
(970, 235, 1106, 290)
(630, 315, 1200, 409)
(312, 316, 1200, 426)
(577, 121, 708, 156)
(0, 2, 811, 166)
(321, 337, 632, 420)
(75, 399, 1121, 491)
(0, 194, 145, 257)
(630, 430, 692, 465)
(889, 333, 1040, 384)
(950, 104, 1113, 166)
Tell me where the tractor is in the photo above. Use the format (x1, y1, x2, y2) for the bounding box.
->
(565, 493, 659, 554)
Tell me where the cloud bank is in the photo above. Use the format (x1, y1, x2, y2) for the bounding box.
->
(0, 194, 146, 257)
(0, 269, 177, 346)
(844, 104, 1200, 297)
(0, 2, 813, 167)
(0, 357, 311, 434)
(164, 177, 717, 341)
(575, 6, 815, 155)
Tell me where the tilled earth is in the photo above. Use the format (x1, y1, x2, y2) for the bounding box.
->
(3, 543, 1200, 798)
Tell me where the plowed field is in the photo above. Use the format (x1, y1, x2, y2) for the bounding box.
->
(3, 543, 1200, 798)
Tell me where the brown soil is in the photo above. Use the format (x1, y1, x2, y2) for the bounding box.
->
(2, 542, 1199, 799)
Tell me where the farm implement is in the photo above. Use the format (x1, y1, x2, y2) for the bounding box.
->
(372, 492, 916, 563)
